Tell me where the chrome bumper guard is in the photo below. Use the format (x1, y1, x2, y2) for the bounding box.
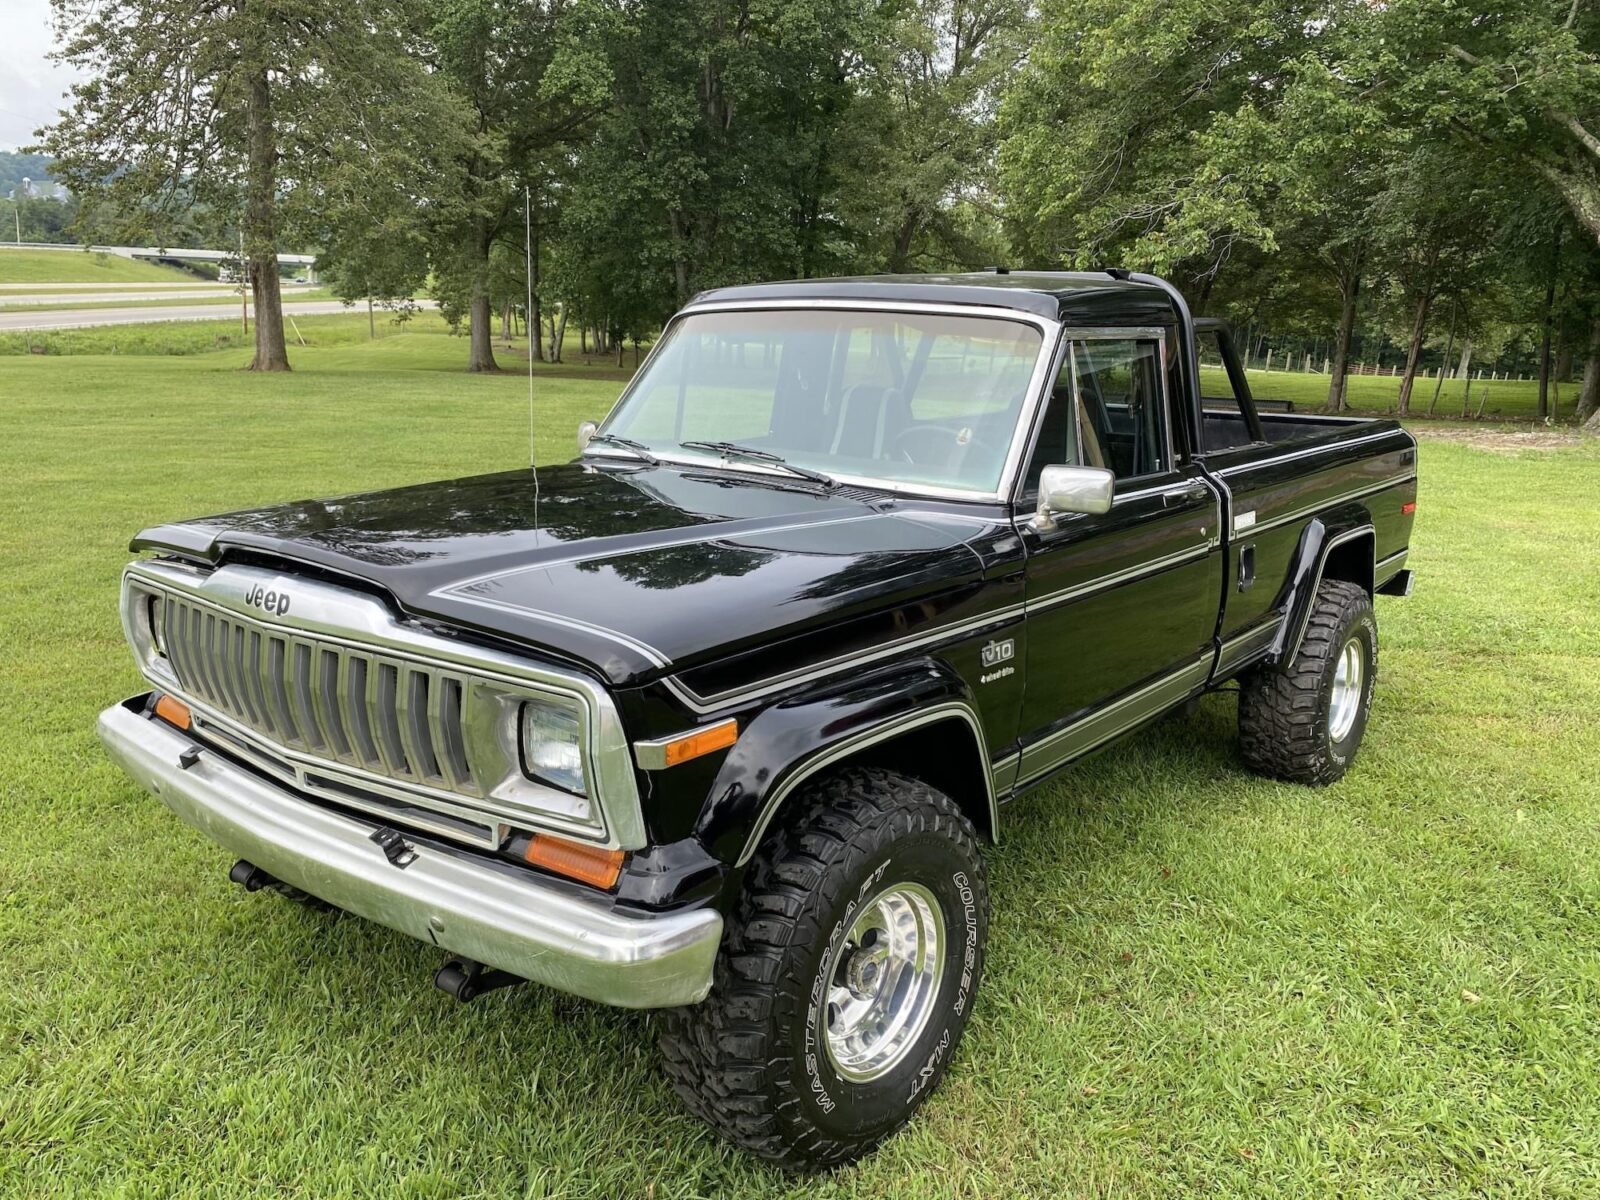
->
(98, 698, 721, 1009)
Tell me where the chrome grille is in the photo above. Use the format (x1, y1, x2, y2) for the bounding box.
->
(160, 594, 480, 795)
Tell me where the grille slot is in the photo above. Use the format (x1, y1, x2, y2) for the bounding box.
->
(162, 595, 480, 797)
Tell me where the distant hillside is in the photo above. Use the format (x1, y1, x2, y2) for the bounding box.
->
(1, 151, 60, 197)
(0, 248, 196, 284)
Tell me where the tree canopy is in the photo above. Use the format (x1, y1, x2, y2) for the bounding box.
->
(28, 0, 1600, 424)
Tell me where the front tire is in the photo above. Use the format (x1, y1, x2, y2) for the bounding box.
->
(1238, 578, 1378, 785)
(658, 767, 989, 1171)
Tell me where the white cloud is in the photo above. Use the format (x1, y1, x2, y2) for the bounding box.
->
(0, 0, 87, 152)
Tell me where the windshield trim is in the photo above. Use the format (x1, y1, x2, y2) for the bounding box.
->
(584, 299, 1064, 504)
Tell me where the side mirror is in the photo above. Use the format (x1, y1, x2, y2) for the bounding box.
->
(1034, 464, 1114, 528)
(577, 420, 598, 452)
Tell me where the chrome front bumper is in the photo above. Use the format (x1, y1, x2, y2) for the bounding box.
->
(97, 698, 722, 1008)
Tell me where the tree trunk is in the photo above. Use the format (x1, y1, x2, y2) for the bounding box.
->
(1577, 315, 1600, 426)
(244, 66, 289, 372)
(1397, 293, 1432, 416)
(1537, 227, 1561, 420)
(529, 225, 544, 362)
(1327, 273, 1360, 411)
(1429, 301, 1457, 415)
(1455, 338, 1473, 380)
(667, 211, 690, 305)
(552, 307, 567, 364)
(1555, 340, 1574, 383)
(467, 288, 497, 372)
(465, 209, 497, 373)
(887, 210, 919, 274)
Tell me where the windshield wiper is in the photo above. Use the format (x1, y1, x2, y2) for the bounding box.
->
(679, 440, 835, 488)
(586, 433, 659, 466)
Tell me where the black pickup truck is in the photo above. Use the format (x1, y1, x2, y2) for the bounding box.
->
(99, 271, 1416, 1169)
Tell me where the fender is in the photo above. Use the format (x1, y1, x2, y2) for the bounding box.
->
(694, 659, 998, 868)
(1270, 518, 1375, 664)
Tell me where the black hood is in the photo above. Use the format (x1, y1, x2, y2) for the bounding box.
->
(131, 462, 1001, 685)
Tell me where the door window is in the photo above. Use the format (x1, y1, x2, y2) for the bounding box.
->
(1073, 339, 1167, 480)
(1021, 336, 1167, 493)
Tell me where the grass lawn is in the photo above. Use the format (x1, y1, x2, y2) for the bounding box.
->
(1209, 365, 1567, 425)
(0, 247, 201, 285)
(2, 326, 1598, 1197)
(0, 311, 452, 358)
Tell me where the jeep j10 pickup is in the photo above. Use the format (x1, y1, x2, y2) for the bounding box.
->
(99, 271, 1417, 1168)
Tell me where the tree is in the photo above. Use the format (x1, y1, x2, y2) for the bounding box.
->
(423, 0, 596, 373)
(856, 0, 1029, 273)
(552, 0, 890, 330)
(998, 0, 1311, 280)
(1369, 1, 1600, 247)
(999, 1, 1404, 406)
(1369, 147, 1495, 414)
(39, 0, 442, 371)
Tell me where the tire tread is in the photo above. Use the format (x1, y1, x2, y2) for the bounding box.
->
(1238, 579, 1375, 786)
(658, 767, 986, 1170)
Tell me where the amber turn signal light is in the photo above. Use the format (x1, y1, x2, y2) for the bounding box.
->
(524, 833, 626, 890)
(153, 694, 192, 730)
(634, 719, 739, 770)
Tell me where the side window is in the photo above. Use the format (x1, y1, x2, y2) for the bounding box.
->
(1197, 329, 1256, 450)
(1073, 338, 1167, 480)
(1021, 349, 1080, 494)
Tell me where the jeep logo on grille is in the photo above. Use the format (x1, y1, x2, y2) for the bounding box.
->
(244, 584, 291, 617)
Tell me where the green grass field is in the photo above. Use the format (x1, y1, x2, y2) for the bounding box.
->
(0, 310, 449, 358)
(1205, 365, 1567, 425)
(3, 326, 1598, 1197)
(0, 247, 201, 284)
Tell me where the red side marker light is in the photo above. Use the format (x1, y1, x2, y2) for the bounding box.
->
(1401, 502, 1417, 515)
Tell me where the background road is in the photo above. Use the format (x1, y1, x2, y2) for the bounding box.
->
(0, 281, 256, 292)
(0, 298, 435, 332)
(0, 285, 318, 306)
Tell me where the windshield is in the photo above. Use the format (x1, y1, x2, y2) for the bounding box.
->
(599, 308, 1046, 495)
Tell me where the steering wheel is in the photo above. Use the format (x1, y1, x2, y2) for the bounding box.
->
(890, 424, 1002, 467)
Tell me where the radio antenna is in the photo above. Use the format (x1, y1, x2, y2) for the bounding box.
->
(525, 184, 538, 484)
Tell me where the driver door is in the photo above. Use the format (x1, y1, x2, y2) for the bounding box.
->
(1014, 331, 1221, 789)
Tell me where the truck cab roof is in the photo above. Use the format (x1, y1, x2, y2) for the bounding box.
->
(688, 270, 1183, 328)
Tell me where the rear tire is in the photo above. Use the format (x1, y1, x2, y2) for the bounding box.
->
(658, 767, 989, 1171)
(1238, 579, 1377, 786)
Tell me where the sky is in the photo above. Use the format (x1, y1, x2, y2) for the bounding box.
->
(1, 0, 85, 152)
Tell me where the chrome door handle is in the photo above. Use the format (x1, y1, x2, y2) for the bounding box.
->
(1163, 482, 1210, 507)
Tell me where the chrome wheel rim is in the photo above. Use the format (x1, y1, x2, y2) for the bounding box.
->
(1328, 637, 1364, 742)
(821, 881, 945, 1082)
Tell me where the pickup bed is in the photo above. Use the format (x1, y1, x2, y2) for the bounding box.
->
(99, 270, 1415, 1168)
